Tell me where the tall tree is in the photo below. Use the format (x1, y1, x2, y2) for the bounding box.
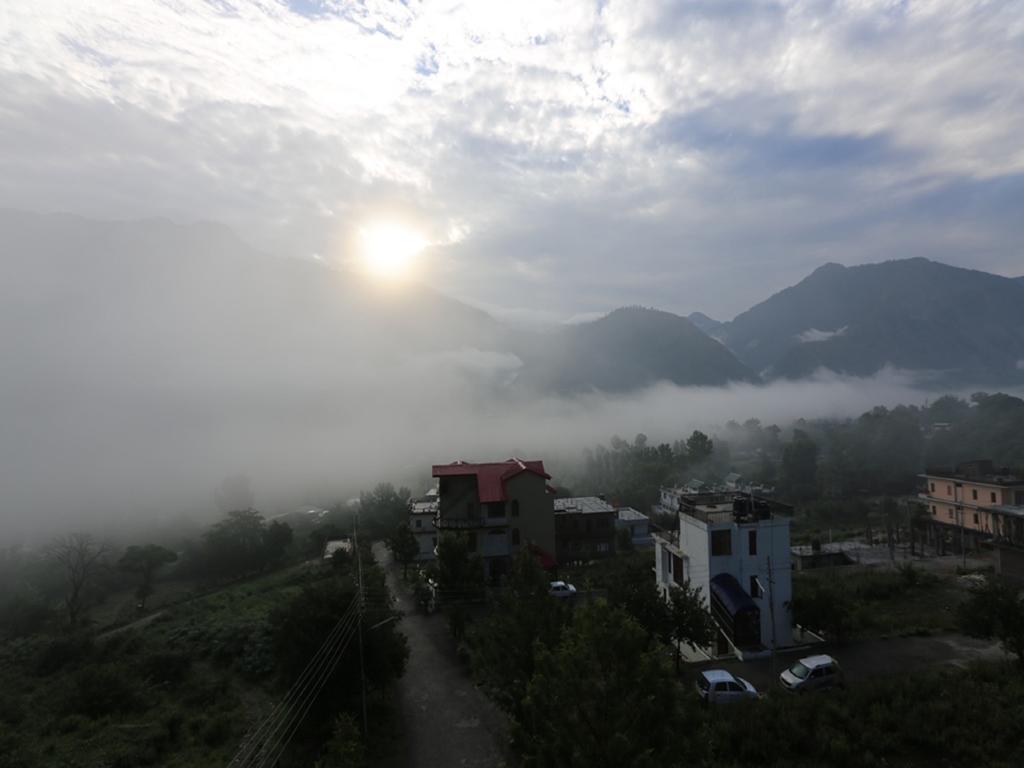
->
(388, 524, 420, 579)
(521, 600, 676, 767)
(666, 582, 716, 671)
(958, 576, 1024, 665)
(117, 544, 177, 610)
(49, 534, 109, 625)
(686, 430, 714, 464)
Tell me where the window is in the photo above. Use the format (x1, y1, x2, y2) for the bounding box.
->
(947, 485, 952, 495)
(511, 499, 520, 517)
(489, 502, 506, 517)
(973, 513, 979, 524)
(930, 482, 935, 492)
(415, 519, 422, 529)
(972, 489, 978, 500)
(511, 528, 520, 545)
(931, 505, 937, 516)
(948, 509, 954, 520)
(991, 491, 998, 503)
(750, 576, 761, 598)
(748, 530, 757, 556)
(711, 529, 732, 556)
(597, 542, 610, 553)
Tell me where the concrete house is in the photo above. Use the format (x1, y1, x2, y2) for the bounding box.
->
(408, 489, 439, 561)
(432, 458, 556, 581)
(615, 506, 654, 548)
(919, 460, 1024, 553)
(655, 490, 794, 659)
(553, 496, 617, 563)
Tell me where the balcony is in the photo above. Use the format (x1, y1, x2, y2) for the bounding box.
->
(434, 513, 509, 530)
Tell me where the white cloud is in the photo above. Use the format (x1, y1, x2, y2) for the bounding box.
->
(797, 326, 849, 343)
(1, 1, 1023, 318)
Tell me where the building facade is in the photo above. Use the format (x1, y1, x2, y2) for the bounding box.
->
(553, 496, 617, 563)
(918, 461, 1024, 552)
(432, 458, 556, 581)
(408, 489, 439, 561)
(654, 490, 794, 659)
(615, 506, 654, 548)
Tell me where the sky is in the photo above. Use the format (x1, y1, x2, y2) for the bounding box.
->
(2, 0, 1023, 322)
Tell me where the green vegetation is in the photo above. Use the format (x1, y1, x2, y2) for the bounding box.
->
(793, 564, 965, 640)
(0, 546, 406, 767)
(958, 576, 1024, 665)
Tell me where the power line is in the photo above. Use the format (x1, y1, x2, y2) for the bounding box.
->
(228, 596, 360, 768)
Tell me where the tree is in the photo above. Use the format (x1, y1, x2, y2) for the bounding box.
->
(49, 534, 110, 626)
(666, 582, 715, 671)
(202, 509, 267, 577)
(686, 430, 714, 464)
(782, 429, 819, 501)
(262, 520, 293, 569)
(387, 524, 419, 579)
(520, 600, 676, 767)
(117, 544, 178, 610)
(359, 483, 412, 534)
(958, 576, 1024, 665)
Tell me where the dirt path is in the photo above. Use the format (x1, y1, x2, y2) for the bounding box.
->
(374, 543, 512, 768)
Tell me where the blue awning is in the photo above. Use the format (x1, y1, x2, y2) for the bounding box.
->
(710, 573, 758, 616)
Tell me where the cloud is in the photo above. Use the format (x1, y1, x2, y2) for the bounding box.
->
(1, 1, 1023, 319)
(797, 326, 848, 343)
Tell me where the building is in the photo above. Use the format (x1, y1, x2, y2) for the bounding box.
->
(616, 506, 654, 548)
(554, 496, 617, 563)
(432, 458, 556, 582)
(654, 490, 794, 659)
(323, 538, 353, 560)
(918, 460, 1024, 553)
(408, 489, 439, 561)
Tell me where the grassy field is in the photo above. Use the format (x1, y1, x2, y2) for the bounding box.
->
(793, 564, 968, 639)
(0, 561, 361, 768)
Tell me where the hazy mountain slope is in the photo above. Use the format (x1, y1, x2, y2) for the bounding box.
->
(512, 306, 758, 393)
(686, 311, 723, 335)
(719, 258, 1024, 383)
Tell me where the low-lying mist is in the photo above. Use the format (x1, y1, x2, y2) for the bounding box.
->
(0, 357, 938, 545)
(0, 210, 997, 545)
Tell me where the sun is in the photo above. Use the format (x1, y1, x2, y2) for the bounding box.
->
(357, 221, 427, 280)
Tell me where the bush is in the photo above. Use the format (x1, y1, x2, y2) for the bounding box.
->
(61, 663, 141, 718)
(139, 651, 191, 686)
(33, 634, 93, 676)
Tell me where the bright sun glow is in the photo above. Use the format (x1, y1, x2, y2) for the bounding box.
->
(357, 221, 427, 280)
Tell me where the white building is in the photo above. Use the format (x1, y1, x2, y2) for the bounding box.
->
(654, 490, 793, 659)
(409, 489, 439, 561)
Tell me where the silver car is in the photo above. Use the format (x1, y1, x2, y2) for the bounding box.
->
(696, 669, 759, 705)
(779, 654, 844, 693)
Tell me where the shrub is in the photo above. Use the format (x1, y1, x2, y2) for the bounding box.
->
(61, 663, 141, 718)
(139, 651, 191, 686)
(33, 634, 93, 676)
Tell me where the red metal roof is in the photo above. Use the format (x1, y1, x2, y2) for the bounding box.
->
(432, 458, 551, 503)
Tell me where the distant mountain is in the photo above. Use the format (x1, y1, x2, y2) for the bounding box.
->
(718, 258, 1024, 385)
(512, 307, 757, 393)
(0, 210, 757, 399)
(687, 311, 723, 335)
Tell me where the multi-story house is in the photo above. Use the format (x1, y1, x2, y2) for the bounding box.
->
(432, 458, 556, 581)
(553, 496, 617, 563)
(408, 489, 439, 561)
(918, 460, 1024, 553)
(616, 506, 654, 548)
(654, 490, 793, 659)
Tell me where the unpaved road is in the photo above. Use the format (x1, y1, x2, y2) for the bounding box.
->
(375, 543, 512, 768)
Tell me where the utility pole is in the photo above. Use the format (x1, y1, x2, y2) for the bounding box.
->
(354, 512, 368, 737)
(767, 556, 777, 680)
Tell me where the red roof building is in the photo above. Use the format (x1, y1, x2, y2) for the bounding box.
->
(432, 458, 551, 503)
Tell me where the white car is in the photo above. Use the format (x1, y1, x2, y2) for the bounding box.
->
(696, 669, 759, 705)
(548, 580, 577, 598)
(779, 654, 844, 693)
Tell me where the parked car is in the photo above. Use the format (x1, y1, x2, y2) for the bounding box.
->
(779, 654, 844, 693)
(548, 580, 577, 598)
(696, 669, 759, 705)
